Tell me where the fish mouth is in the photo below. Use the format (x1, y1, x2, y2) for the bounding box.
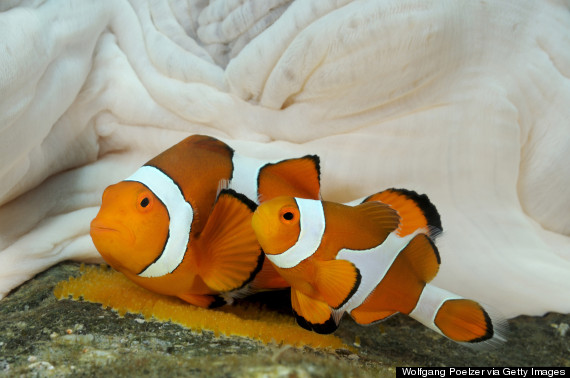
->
(90, 220, 119, 234)
(90, 219, 135, 244)
(90, 225, 118, 233)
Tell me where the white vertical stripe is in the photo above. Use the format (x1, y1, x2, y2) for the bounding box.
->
(336, 230, 425, 315)
(125, 165, 193, 278)
(408, 284, 463, 334)
(264, 198, 326, 269)
(230, 153, 293, 204)
(229, 154, 268, 204)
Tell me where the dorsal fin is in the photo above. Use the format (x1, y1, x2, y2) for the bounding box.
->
(146, 134, 234, 234)
(258, 155, 321, 203)
(149, 134, 234, 172)
(363, 188, 442, 237)
(185, 134, 235, 156)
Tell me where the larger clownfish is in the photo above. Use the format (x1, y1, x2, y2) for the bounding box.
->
(252, 189, 507, 347)
(90, 135, 320, 308)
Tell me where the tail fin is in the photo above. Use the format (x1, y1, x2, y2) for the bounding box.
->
(408, 284, 507, 348)
(363, 188, 442, 238)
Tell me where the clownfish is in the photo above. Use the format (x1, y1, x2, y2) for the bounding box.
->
(90, 135, 320, 308)
(251, 189, 507, 347)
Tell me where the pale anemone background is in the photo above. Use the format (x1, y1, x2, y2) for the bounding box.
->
(0, 0, 569, 318)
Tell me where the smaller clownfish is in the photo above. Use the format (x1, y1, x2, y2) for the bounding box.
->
(90, 135, 321, 308)
(252, 189, 507, 347)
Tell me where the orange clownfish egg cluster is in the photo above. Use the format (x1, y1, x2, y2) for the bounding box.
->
(53, 265, 350, 350)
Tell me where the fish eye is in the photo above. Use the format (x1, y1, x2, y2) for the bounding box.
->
(137, 192, 153, 212)
(279, 206, 299, 225)
(282, 212, 294, 221)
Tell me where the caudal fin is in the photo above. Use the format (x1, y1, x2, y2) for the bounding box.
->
(408, 284, 507, 348)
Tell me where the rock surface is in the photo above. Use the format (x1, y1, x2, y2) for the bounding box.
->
(0, 263, 568, 376)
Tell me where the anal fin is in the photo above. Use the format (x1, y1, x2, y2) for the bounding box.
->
(197, 189, 264, 293)
(402, 234, 440, 283)
(291, 289, 337, 334)
(258, 155, 320, 202)
(350, 308, 397, 325)
(348, 234, 440, 324)
(315, 259, 360, 309)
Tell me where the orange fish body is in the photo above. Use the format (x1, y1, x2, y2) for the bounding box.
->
(90, 135, 320, 307)
(252, 189, 507, 346)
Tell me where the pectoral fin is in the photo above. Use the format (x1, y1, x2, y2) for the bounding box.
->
(340, 201, 400, 249)
(291, 289, 338, 334)
(197, 189, 264, 293)
(315, 259, 361, 309)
